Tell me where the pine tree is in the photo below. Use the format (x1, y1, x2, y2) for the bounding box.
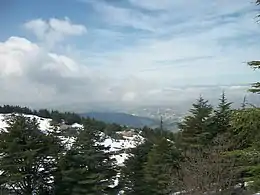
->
(0, 114, 59, 194)
(210, 92, 232, 141)
(229, 108, 260, 192)
(48, 123, 66, 195)
(178, 96, 213, 148)
(247, 61, 260, 94)
(38, 109, 51, 118)
(247, 1, 260, 93)
(57, 120, 117, 195)
(120, 140, 153, 195)
(144, 138, 181, 195)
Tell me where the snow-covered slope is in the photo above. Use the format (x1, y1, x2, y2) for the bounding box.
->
(102, 131, 144, 166)
(0, 113, 52, 132)
(0, 113, 143, 166)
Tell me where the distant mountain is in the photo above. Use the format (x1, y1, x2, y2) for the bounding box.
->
(79, 112, 159, 128)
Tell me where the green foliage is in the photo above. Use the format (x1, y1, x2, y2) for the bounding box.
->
(245, 1, 259, 93)
(38, 109, 51, 118)
(121, 126, 181, 195)
(62, 112, 82, 125)
(178, 96, 213, 148)
(0, 114, 60, 194)
(56, 119, 117, 195)
(2, 96, 260, 194)
(0, 105, 34, 115)
(0, 108, 122, 194)
(230, 108, 260, 149)
(141, 126, 175, 143)
(104, 123, 124, 139)
(144, 138, 181, 195)
(121, 140, 153, 195)
(229, 108, 260, 191)
(0, 105, 83, 125)
(209, 92, 232, 142)
(248, 61, 260, 93)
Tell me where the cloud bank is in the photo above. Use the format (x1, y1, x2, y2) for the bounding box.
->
(0, 2, 260, 112)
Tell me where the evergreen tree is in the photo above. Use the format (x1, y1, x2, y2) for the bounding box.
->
(57, 120, 117, 195)
(50, 110, 63, 124)
(62, 112, 82, 125)
(229, 108, 260, 192)
(144, 138, 181, 195)
(38, 109, 51, 118)
(48, 123, 66, 195)
(247, 1, 260, 93)
(210, 92, 232, 141)
(121, 140, 153, 195)
(247, 61, 260, 94)
(178, 96, 213, 148)
(0, 114, 59, 194)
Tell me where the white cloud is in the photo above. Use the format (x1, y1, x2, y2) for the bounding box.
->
(24, 17, 87, 48)
(1, 1, 260, 111)
(85, 0, 165, 32)
(79, 0, 259, 83)
(0, 36, 156, 110)
(128, 0, 180, 10)
(0, 37, 88, 105)
(0, 36, 254, 111)
(84, 0, 255, 34)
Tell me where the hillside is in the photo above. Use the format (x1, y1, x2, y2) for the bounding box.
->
(0, 113, 143, 166)
(0, 112, 144, 191)
(80, 112, 159, 128)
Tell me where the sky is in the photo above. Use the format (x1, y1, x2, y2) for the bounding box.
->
(0, 0, 259, 112)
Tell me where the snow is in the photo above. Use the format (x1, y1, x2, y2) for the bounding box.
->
(103, 137, 138, 152)
(0, 115, 8, 132)
(0, 113, 52, 133)
(60, 136, 76, 150)
(71, 123, 83, 129)
(102, 134, 144, 166)
(113, 153, 129, 166)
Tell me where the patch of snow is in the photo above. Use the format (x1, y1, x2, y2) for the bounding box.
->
(0, 113, 52, 133)
(0, 115, 9, 132)
(103, 135, 143, 152)
(109, 173, 121, 188)
(60, 136, 76, 150)
(71, 123, 83, 129)
(101, 134, 144, 165)
(113, 153, 129, 166)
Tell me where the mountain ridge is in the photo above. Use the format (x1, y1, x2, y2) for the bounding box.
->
(79, 112, 159, 128)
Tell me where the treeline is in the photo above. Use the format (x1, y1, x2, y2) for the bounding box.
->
(0, 105, 82, 125)
(0, 105, 125, 135)
(0, 105, 130, 142)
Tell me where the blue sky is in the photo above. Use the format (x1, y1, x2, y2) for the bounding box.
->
(0, 0, 259, 111)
